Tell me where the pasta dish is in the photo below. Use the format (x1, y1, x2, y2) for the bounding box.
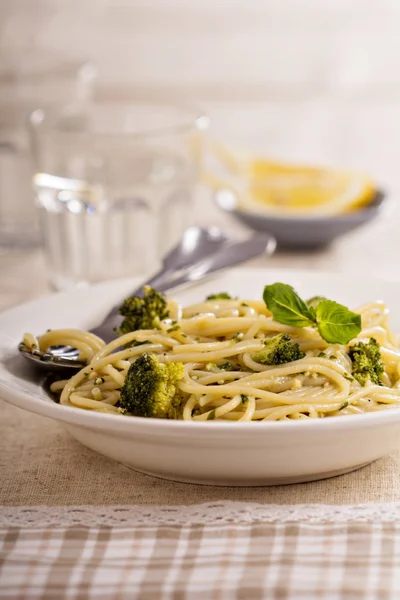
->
(22, 283, 400, 422)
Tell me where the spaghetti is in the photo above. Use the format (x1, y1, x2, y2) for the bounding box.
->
(23, 296, 400, 421)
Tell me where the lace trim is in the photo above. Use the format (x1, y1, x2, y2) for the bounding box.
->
(1, 502, 400, 527)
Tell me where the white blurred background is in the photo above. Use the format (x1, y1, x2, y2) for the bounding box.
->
(1, 0, 399, 182)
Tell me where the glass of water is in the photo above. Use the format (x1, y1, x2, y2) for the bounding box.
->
(0, 58, 97, 248)
(29, 102, 209, 290)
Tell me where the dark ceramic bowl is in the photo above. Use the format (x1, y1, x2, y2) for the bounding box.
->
(214, 189, 388, 250)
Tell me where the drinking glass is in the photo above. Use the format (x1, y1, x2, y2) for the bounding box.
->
(29, 102, 209, 290)
(0, 59, 96, 248)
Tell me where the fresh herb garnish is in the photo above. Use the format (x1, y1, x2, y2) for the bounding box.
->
(307, 296, 327, 309)
(263, 283, 361, 344)
(241, 394, 249, 404)
(315, 300, 361, 345)
(263, 283, 315, 327)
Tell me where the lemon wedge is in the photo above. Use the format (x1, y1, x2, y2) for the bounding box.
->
(209, 144, 376, 218)
(247, 169, 376, 216)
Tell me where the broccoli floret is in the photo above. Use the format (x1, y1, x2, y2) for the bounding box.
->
(348, 337, 384, 386)
(206, 292, 233, 300)
(116, 286, 169, 336)
(120, 353, 185, 418)
(252, 333, 305, 365)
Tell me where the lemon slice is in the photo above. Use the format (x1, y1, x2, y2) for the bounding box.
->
(246, 169, 376, 217)
(209, 143, 376, 217)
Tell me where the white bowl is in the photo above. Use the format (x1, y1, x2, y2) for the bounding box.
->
(1, 268, 400, 486)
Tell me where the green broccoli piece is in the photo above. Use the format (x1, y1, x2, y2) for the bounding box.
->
(120, 353, 185, 418)
(252, 333, 305, 365)
(116, 286, 169, 336)
(348, 337, 384, 386)
(206, 292, 233, 300)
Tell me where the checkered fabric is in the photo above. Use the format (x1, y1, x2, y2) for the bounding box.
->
(1, 522, 400, 599)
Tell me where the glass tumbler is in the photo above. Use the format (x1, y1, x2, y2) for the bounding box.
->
(29, 102, 209, 290)
(0, 60, 96, 248)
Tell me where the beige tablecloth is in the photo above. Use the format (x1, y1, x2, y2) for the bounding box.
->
(2, 400, 400, 508)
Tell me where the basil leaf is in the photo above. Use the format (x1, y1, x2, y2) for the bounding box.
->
(308, 305, 316, 321)
(263, 282, 362, 344)
(315, 300, 361, 344)
(263, 283, 315, 327)
(307, 296, 327, 310)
